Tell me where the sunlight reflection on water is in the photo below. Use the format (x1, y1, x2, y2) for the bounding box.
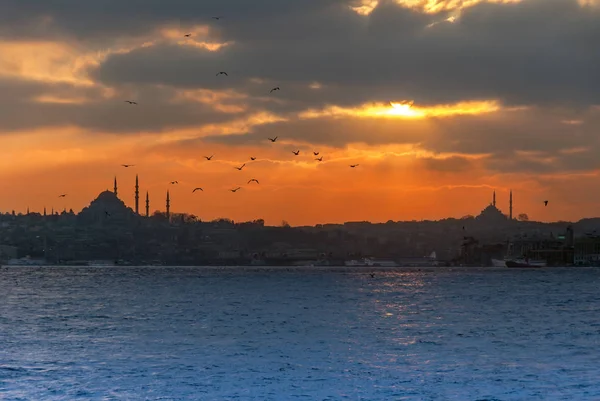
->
(1, 266, 599, 400)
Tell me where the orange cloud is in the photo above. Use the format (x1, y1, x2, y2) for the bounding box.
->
(351, 0, 522, 16)
(298, 100, 501, 120)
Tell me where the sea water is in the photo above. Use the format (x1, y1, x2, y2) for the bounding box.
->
(1, 266, 599, 400)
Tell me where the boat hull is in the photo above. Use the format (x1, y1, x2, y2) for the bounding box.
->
(505, 259, 546, 268)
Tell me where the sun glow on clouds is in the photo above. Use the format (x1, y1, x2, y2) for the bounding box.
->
(299, 100, 501, 120)
(351, 0, 522, 15)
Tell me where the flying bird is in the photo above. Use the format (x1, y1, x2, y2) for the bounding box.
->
(184, 33, 192, 37)
(235, 163, 246, 171)
(248, 179, 259, 184)
(350, 164, 360, 168)
(544, 200, 548, 206)
(105, 211, 111, 217)
(270, 87, 280, 93)
(58, 194, 67, 198)
(216, 71, 228, 76)
(121, 164, 135, 168)
(315, 157, 323, 162)
(250, 157, 256, 161)
(193, 188, 203, 193)
(268, 137, 278, 142)
(313, 151, 319, 156)
(212, 16, 222, 20)
(170, 181, 179, 185)
(230, 187, 241, 192)
(292, 150, 300, 156)
(124, 100, 137, 105)
(204, 155, 214, 160)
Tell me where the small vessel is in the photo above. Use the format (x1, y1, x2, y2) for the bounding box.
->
(491, 258, 506, 267)
(505, 258, 546, 268)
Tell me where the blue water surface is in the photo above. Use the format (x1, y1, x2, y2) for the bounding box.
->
(1, 266, 599, 400)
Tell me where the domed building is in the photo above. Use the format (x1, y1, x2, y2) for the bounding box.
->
(476, 190, 513, 225)
(78, 190, 136, 224)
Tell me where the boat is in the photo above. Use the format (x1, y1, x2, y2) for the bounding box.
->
(491, 258, 506, 267)
(505, 258, 546, 268)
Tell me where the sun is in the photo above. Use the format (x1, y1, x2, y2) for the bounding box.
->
(388, 101, 424, 117)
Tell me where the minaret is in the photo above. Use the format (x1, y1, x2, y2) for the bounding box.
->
(135, 174, 139, 215)
(509, 190, 513, 220)
(145, 191, 150, 217)
(493, 190, 496, 207)
(26, 207, 29, 215)
(114, 176, 118, 197)
(166, 190, 170, 220)
(43, 207, 47, 217)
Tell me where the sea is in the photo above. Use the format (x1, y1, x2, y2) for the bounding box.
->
(1, 266, 599, 401)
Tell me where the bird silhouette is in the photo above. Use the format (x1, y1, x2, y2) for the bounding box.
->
(184, 33, 192, 37)
(121, 164, 134, 167)
(216, 71, 228, 76)
(230, 187, 241, 192)
(313, 151, 319, 156)
(235, 163, 246, 171)
(124, 100, 137, 105)
(250, 157, 257, 161)
(204, 155, 214, 160)
(193, 187, 203, 192)
(212, 16, 222, 20)
(315, 157, 323, 162)
(170, 181, 178, 185)
(270, 87, 280, 93)
(544, 200, 548, 206)
(350, 164, 359, 168)
(248, 179, 259, 184)
(292, 150, 300, 156)
(105, 210, 111, 217)
(268, 136, 278, 142)
(58, 194, 67, 198)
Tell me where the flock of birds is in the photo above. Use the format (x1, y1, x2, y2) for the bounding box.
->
(57, 20, 554, 210)
(105, 26, 360, 198)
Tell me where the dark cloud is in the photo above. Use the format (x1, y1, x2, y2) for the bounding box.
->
(0, 79, 245, 133)
(84, 0, 600, 107)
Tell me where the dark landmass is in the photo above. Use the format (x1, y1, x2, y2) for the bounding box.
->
(2, 190, 600, 267)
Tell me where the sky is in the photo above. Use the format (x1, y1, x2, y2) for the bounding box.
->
(1, 0, 600, 225)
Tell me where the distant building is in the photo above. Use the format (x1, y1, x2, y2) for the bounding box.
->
(476, 190, 510, 224)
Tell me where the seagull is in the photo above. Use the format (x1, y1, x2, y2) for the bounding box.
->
(544, 200, 548, 206)
(250, 157, 256, 161)
(170, 181, 178, 185)
(248, 179, 259, 184)
(184, 33, 192, 37)
(216, 71, 228, 76)
(230, 187, 241, 192)
(268, 136, 278, 142)
(350, 164, 360, 168)
(292, 150, 300, 156)
(270, 87, 280, 93)
(58, 194, 67, 198)
(204, 155, 214, 160)
(105, 210, 111, 217)
(212, 16, 222, 20)
(313, 151, 319, 156)
(121, 164, 134, 168)
(193, 187, 203, 193)
(235, 163, 246, 171)
(124, 100, 137, 105)
(315, 157, 323, 162)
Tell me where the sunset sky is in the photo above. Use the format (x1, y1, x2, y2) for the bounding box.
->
(1, 0, 600, 225)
